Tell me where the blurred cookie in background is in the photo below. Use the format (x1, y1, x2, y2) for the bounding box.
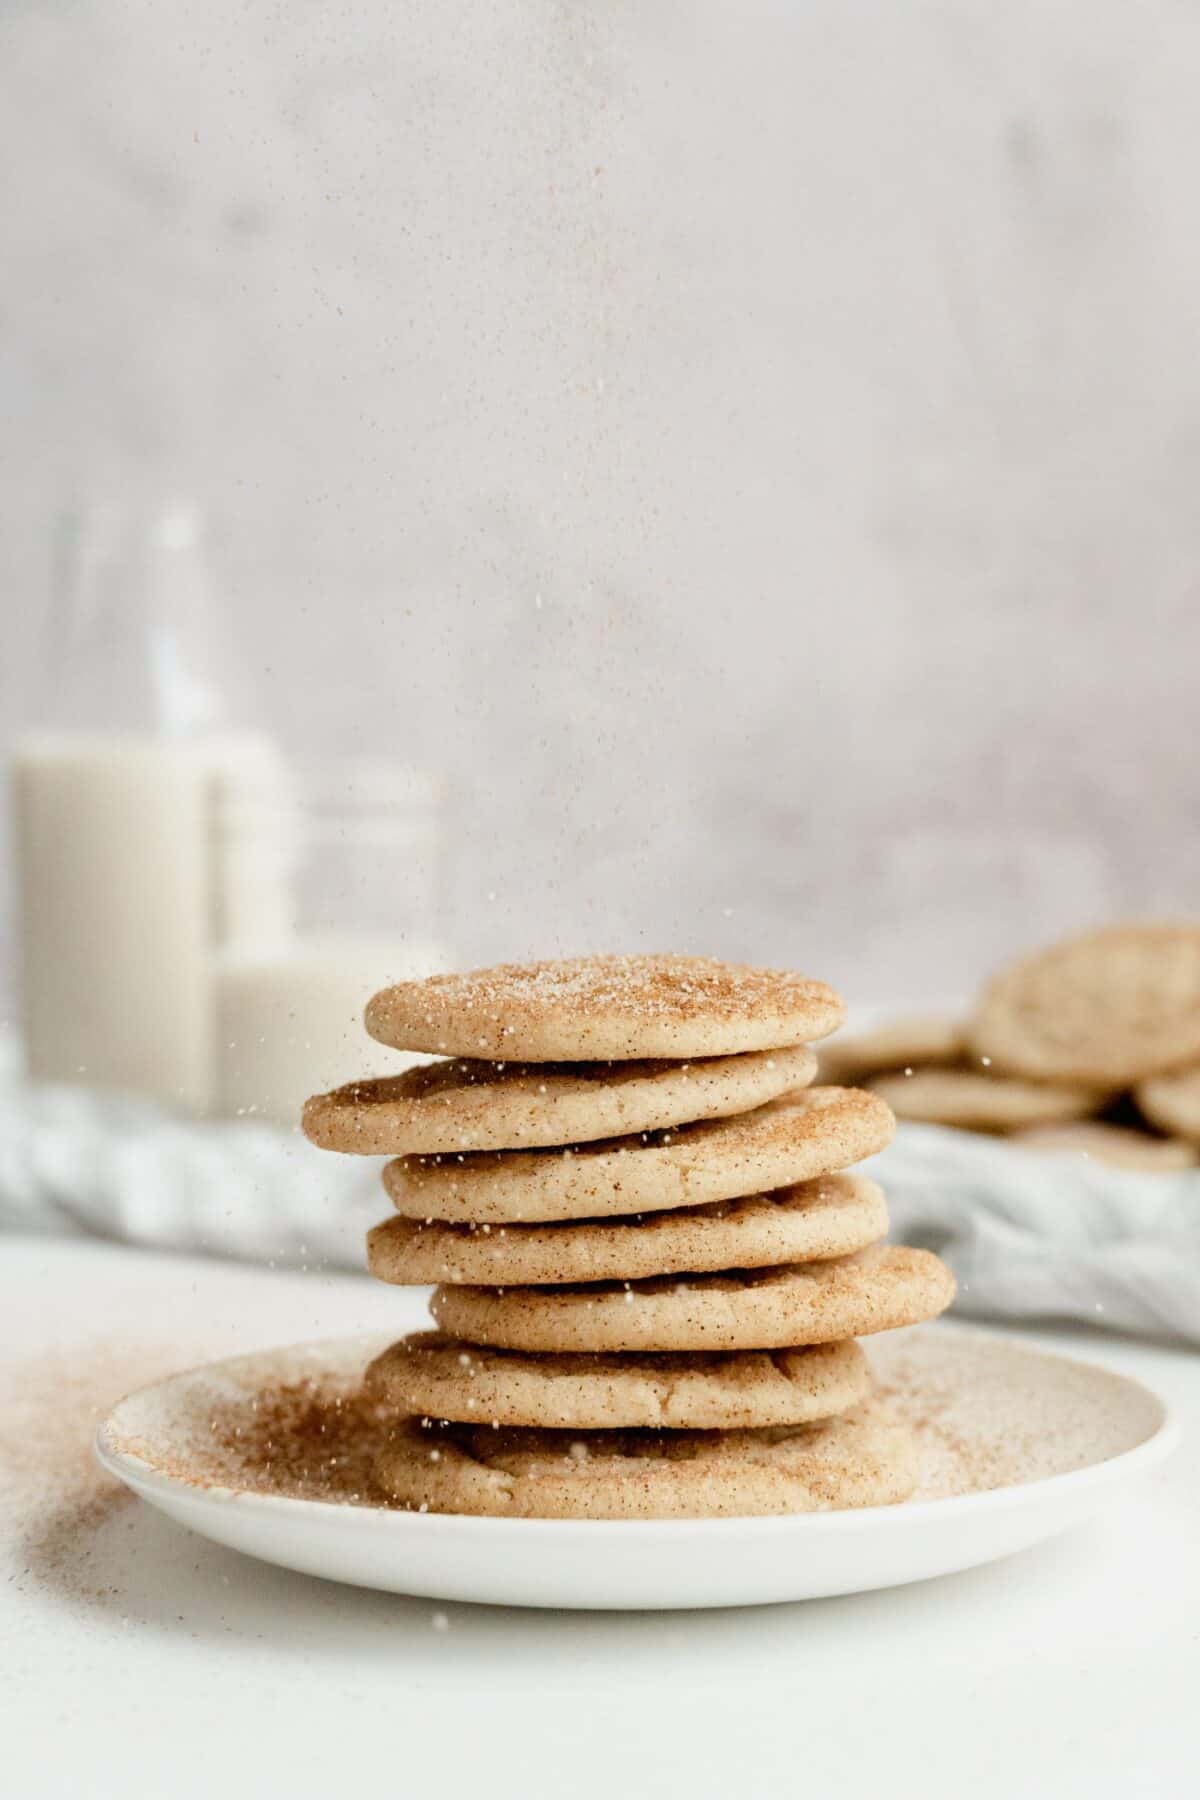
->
(824, 921, 1200, 1172)
(1012, 1120, 1199, 1173)
(1136, 1066, 1200, 1147)
(869, 1068, 1101, 1135)
(816, 1015, 963, 1087)
(969, 922, 1200, 1088)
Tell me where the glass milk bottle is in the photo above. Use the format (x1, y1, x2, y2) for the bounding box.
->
(12, 500, 296, 1111)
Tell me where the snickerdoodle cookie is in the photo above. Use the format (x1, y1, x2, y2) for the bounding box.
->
(382, 1088, 895, 1225)
(366, 1332, 872, 1431)
(1135, 1065, 1200, 1146)
(430, 1243, 954, 1354)
(364, 955, 845, 1062)
(373, 1399, 917, 1518)
(869, 1068, 1099, 1132)
(367, 1172, 888, 1286)
(1013, 1120, 1198, 1171)
(818, 1015, 964, 1086)
(303, 1043, 816, 1156)
(970, 923, 1200, 1086)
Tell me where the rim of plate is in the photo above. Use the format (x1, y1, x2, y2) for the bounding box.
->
(94, 1329, 1179, 1535)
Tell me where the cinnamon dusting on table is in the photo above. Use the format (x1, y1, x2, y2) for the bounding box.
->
(0, 1343, 191, 1607)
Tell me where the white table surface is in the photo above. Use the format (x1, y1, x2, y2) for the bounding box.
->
(1, 1235, 1195, 1800)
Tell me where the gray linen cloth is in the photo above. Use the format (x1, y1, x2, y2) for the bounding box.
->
(871, 1124, 1200, 1347)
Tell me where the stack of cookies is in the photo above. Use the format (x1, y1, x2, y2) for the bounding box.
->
(820, 923, 1200, 1172)
(303, 955, 955, 1519)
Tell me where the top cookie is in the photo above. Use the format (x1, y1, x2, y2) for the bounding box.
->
(970, 923, 1200, 1086)
(364, 955, 845, 1062)
(302, 1043, 816, 1156)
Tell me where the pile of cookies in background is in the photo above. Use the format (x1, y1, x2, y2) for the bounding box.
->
(820, 922, 1200, 1173)
(304, 955, 955, 1519)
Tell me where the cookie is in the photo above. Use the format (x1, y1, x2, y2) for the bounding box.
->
(818, 1016, 963, 1085)
(366, 1332, 872, 1430)
(430, 1243, 955, 1353)
(373, 1399, 917, 1518)
(1135, 1066, 1200, 1146)
(970, 922, 1200, 1085)
(303, 1043, 817, 1156)
(383, 1087, 895, 1225)
(1013, 1120, 1199, 1172)
(368, 1172, 888, 1286)
(869, 1068, 1099, 1133)
(364, 954, 845, 1061)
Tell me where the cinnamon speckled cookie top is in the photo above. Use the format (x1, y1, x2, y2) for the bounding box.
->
(364, 955, 846, 1061)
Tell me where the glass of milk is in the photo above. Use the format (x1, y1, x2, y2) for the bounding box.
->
(213, 760, 450, 1126)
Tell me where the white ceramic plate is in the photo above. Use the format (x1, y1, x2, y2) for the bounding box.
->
(96, 1324, 1176, 1611)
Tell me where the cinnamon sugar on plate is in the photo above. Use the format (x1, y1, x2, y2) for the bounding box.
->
(161, 1376, 397, 1506)
(100, 1338, 403, 1508)
(97, 1325, 1166, 1513)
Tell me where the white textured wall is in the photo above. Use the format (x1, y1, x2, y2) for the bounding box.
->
(3, 1, 1200, 1011)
